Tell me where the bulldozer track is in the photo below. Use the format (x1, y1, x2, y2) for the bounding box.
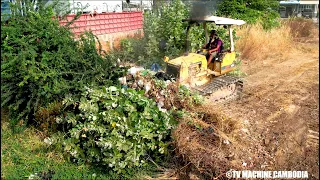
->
(194, 75, 244, 103)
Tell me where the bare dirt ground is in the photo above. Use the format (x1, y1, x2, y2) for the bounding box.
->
(215, 38, 319, 178)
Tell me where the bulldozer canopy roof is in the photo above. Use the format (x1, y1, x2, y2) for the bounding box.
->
(183, 16, 246, 26)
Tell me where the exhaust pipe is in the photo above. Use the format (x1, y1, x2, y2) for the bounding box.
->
(184, 24, 192, 56)
(184, 1, 214, 56)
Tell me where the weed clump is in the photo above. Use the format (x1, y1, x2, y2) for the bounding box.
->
(283, 17, 316, 39)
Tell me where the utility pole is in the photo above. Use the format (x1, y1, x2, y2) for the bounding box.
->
(153, 0, 157, 9)
(140, 0, 142, 11)
(153, 0, 161, 10)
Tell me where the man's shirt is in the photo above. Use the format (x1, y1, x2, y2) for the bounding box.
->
(206, 38, 223, 53)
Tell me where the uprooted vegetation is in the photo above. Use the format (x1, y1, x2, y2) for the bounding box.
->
(120, 70, 204, 110)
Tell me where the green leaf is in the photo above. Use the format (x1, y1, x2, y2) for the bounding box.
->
(109, 86, 117, 92)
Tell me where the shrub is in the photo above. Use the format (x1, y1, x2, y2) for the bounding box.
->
(282, 17, 316, 38)
(217, 0, 281, 30)
(1, 0, 125, 130)
(119, 37, 145, 64)
(49, 86, 177, 174)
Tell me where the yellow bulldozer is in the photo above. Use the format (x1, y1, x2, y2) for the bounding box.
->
(164, 15, 246, 101)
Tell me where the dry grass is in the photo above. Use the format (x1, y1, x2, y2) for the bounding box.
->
(235, 23, 293, 61)
(282, 17, 318, 39)
(235, 18, 318, 62)
(34, 101, 64, 136)
(172, 104, 251, 179)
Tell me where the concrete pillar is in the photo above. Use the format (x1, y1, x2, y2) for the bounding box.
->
(314, 4, 317, 18)
(229, 28, 234, 52)
(109, 38, 114, 50)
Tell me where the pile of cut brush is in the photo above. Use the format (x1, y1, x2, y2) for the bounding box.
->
(118, 67, 204, 112)
(119, 67, 250, 179)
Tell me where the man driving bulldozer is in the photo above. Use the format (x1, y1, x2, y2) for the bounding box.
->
(202, 30, 223, 66)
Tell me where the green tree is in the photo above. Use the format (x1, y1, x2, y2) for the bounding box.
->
(217, 0, 280, 29)
(119, 0, 235, 67)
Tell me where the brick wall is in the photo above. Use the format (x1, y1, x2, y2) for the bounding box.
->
(58, 11, 144, 51)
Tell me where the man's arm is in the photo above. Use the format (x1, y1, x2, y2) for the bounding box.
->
(202, 42, 209, 49)
(203, 38, 213, 49)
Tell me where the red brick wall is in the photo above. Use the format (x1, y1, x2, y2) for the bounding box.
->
(58, 12, 144, 52)
(59, 12, 143, 36)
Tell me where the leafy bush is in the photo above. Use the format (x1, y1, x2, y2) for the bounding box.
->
(1, 0, 125, 129)
(49, 86, 176, 174)
(217, 0, 280, 30)
(119, 37, 145, 63)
